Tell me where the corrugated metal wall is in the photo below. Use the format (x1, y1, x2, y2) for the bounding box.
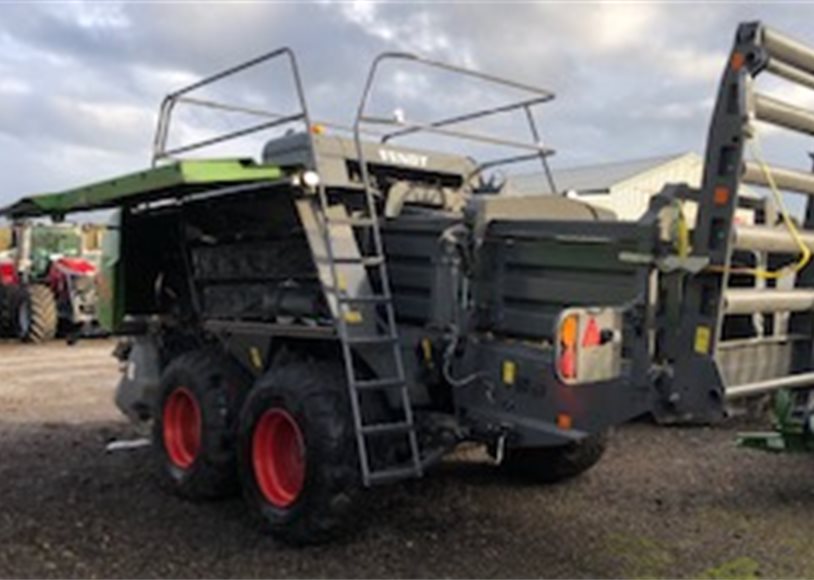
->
(577, 154, 755, 225)
(582, 154, 703, 219)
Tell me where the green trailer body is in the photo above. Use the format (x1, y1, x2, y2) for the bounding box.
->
(4, 158, 287, 217)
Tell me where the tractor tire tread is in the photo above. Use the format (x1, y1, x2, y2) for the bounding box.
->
(238, 352, 361, 545)
(152, 348, 249, 500)
(500, 431, 609, 483)
(23, 285, 57, 343)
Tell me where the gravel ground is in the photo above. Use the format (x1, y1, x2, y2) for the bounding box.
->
(1, 340, 814, 579)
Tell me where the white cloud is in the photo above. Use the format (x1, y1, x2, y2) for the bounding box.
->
(0, 2, 813, 206)
(583, 4, 662, 52)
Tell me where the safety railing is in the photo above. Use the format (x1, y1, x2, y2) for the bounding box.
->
(151, 47, 313, 166)
(352, 52, 559, 194)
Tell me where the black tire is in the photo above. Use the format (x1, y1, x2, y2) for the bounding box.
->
(500, 432, 609, 483)
(0, 285, 18, 337)
(237, 354, 361, 545)
(17, 284, 57, 343)
(152, 349, 249, 499)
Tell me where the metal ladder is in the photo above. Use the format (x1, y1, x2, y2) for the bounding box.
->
(314, 181, 423, 486)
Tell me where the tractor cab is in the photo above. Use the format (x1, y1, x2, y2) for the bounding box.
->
(0, 221, 101, 342)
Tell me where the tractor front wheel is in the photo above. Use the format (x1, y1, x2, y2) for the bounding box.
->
(499, 431, 609, 483)
(238, 355, 360, 545)
(17, 285, 57, 343)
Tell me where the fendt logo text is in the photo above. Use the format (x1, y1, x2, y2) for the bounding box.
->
(378, 149, 429, 168)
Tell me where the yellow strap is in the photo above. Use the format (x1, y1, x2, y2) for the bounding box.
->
(673, 200, 690, 259)
(707, 127, 811, 279)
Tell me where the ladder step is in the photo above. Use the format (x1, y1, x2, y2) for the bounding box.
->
(346, 334, 398, 345)
(333, 256, 385, 266)
(361, 421, 413, 436)
(326, 217, 377, 227)
(355, 377, 405, 390)
(367, 465, 421, 485)
(338, 294, 391, 304)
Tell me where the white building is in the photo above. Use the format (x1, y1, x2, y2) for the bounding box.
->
(510, 152, 758, 224)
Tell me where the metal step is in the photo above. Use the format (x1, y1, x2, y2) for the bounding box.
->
(367, 465, 423, 485)
(355, 377, 405, 390)
(326, 217, 377, 227)
(733, 223, 814, 253)
(345, 334, 398, 345)
(337, 294, 392, 304)
(332, 255, 385, 266)
(361, 421, 413, 435)
(723, 288, 814, 314)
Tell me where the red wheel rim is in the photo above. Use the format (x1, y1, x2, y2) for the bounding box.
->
(163, 387, 202, 469)
(252, 408, 306, 507)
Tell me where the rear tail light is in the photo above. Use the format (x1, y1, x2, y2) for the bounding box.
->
(555, 308, 623, 385)
(582, 316, 601, 347)
(557, 314, 578, 380)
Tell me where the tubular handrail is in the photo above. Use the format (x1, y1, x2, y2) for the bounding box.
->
(151, 47, 313, 166)
(352, 51, 559, 194)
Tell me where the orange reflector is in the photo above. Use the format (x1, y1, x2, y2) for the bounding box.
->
(557, 413, 573, 430)
(714, 185, 730, 206)
(730, 51, 745, 71)
(311, 123, 325, 135)
(582, 316, 601, 348)
(558, 347, 576, 380)
(559, 314, 578, 348)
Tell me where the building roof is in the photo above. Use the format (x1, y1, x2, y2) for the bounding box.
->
(510, 152, 695, 195)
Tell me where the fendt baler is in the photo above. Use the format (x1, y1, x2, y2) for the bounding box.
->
(4, 22, 814, 544)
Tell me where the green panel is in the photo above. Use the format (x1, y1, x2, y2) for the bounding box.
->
(2, 159, 286, 218)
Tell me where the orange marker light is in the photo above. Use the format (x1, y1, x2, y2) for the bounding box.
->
(557, 413, 573, 430)
(560, 315, 578, 348)
(714, 185, 730, 206)
(311, 123, 325, 135)
(730, 52, 745, 71)
(558, 314, 579, 381)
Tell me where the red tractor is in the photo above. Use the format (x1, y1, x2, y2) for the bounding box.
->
(0, 222, 100, 343)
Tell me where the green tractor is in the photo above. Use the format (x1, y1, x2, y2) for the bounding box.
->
(0, 221, 101, 343)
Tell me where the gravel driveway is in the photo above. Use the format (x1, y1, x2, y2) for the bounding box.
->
(1, 340, 813, 578)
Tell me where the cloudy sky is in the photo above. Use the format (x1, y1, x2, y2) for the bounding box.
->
(0, 1, 813, 206)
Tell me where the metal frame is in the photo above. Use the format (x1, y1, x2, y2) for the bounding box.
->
(152, 48, 312, 166)
(353, 52, 559, 194)
(661, 22, 814, 421)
